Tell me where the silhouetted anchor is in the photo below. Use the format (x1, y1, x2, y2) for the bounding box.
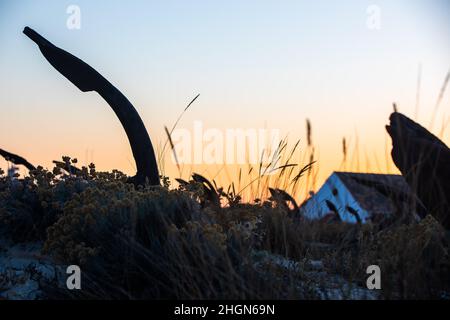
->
(23, 26, 159, 185)
(0, 148, 36, 172)
(386, 112, 450, 229)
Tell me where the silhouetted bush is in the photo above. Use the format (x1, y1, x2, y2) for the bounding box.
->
(0, 162, 449, 299)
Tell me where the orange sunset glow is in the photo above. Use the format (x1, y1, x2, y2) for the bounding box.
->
(1, 0, 449, 202)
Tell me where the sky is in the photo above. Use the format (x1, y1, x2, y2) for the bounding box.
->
(0, 0, 449, 200)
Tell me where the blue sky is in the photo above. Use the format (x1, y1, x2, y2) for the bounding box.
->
(0, 0, 449, 188)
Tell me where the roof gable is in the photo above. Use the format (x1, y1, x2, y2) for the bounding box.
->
(333, 172, 421, 216)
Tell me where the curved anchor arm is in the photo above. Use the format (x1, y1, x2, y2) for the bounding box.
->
(23, 26, 159, 185)
(0, 148, 36, 172)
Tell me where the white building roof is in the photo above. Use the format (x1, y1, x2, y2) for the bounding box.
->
(301, 172, 422, 223)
